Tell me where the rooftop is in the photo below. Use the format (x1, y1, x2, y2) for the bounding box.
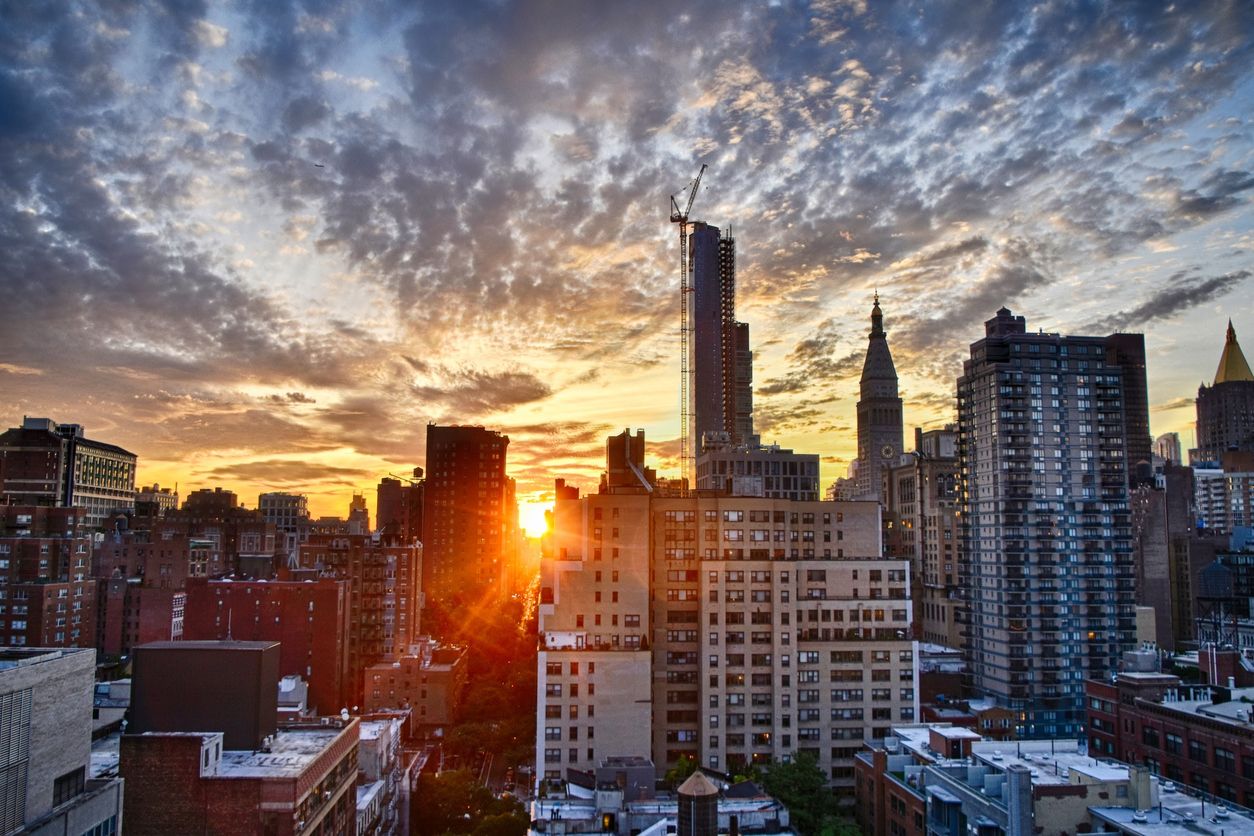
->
(1090, 791, 1254, 836)
(0, 647, 92, 671)
(217, 725, 349, 779)
(970, 740, 1128, 787)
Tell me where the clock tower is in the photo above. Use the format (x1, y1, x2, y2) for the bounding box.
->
(853, 294, 903, 502)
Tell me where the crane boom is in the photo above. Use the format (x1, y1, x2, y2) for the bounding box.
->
(670, 163, 707, 490)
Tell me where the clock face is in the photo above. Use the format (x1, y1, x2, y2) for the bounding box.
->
(881, 444, 894, 459)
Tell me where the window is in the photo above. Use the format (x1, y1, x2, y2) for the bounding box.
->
(1188, 739, 1207, 763)
(53, 766, 84, 805)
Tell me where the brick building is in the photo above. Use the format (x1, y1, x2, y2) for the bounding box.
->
(92, 528, 225, 657)
(182, 577, 352, 714)
(0, 506, 96, 649)
(1085, 651, 1254, 807)
(120, 640, 359, 835)
(0, 417, 137, 531)
(362, 638, 468, 726)
(422, 424, 510, 606)
(297, 533, 421, 705)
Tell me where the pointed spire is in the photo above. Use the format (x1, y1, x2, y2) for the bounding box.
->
(870, 293, 884, 338)
(1214, 320, 1254, 384)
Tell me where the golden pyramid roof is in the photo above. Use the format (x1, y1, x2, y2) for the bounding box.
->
(1215, 320, 1254, 384)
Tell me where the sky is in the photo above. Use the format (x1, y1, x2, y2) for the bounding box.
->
(1, 1, 1251, 533)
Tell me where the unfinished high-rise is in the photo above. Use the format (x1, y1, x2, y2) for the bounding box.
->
(691, 223, 754, 451)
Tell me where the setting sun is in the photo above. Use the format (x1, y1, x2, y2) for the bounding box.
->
(519, 501, 552, 538)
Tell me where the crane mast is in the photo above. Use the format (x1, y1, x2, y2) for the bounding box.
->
(670, 163, 707, 488)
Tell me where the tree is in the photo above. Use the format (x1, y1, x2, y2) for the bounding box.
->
(413, 769, 526, 836)
(761, 753, 857, 836)
(663, 754, 697, 788)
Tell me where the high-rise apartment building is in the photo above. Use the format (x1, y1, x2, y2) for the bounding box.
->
(885, 427, 963, 647)
(0, 417, 137, 530)
(957, 308, 1138, 737)
(422, 424, 509, 605)
(537, 431, 916, 790)
(854, 297, 904, 503)
(1194, 320, 1254, 463)
(691, 223, 754, 449)
(1104, 333, 1153, 484)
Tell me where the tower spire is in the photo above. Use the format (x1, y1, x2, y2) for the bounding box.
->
(1214, 319, 1254, 385)
(870, 293, 884, 338)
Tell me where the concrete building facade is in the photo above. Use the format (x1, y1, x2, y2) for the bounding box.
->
(0, 647, 124, 836)
(537, 432, 917, 791)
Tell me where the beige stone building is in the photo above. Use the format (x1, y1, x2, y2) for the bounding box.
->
(536, 431, 918, 791)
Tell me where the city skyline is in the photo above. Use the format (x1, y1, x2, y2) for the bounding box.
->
(2, 2, 1252, 527)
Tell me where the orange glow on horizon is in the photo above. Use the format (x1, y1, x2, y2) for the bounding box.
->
(519, 501, 552, 538)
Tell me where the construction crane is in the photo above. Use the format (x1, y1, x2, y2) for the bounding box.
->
(670, 163, 707, 489)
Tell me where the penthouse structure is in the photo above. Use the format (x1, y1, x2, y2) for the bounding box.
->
(695, 438, 820, 502)
(958, 308, 1140, 737)
(537, 430, 916, 790)
(0, 417, 136, 531)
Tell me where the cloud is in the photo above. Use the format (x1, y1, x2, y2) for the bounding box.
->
(202, 459, 373, 486)
(411, 368, 553, 417)
(1152, 397, 1196, 413)
(2, 0, 1253, 510)
(1086, 270, 1252, 333)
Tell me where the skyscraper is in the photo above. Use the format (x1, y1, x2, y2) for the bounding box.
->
(691, 223, 754, 449)
(1194, 319, 1254, 463)
(957, 308, 1137, 737)
(853, 296, 904, 502)
(421, 424, 509, 607)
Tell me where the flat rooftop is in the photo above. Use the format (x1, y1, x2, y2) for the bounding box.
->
(1090, 793, 1254, 836)
(971, 741, 1129, 787)
(0, 647, 92, 670)
(218, 726, 346, 779)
